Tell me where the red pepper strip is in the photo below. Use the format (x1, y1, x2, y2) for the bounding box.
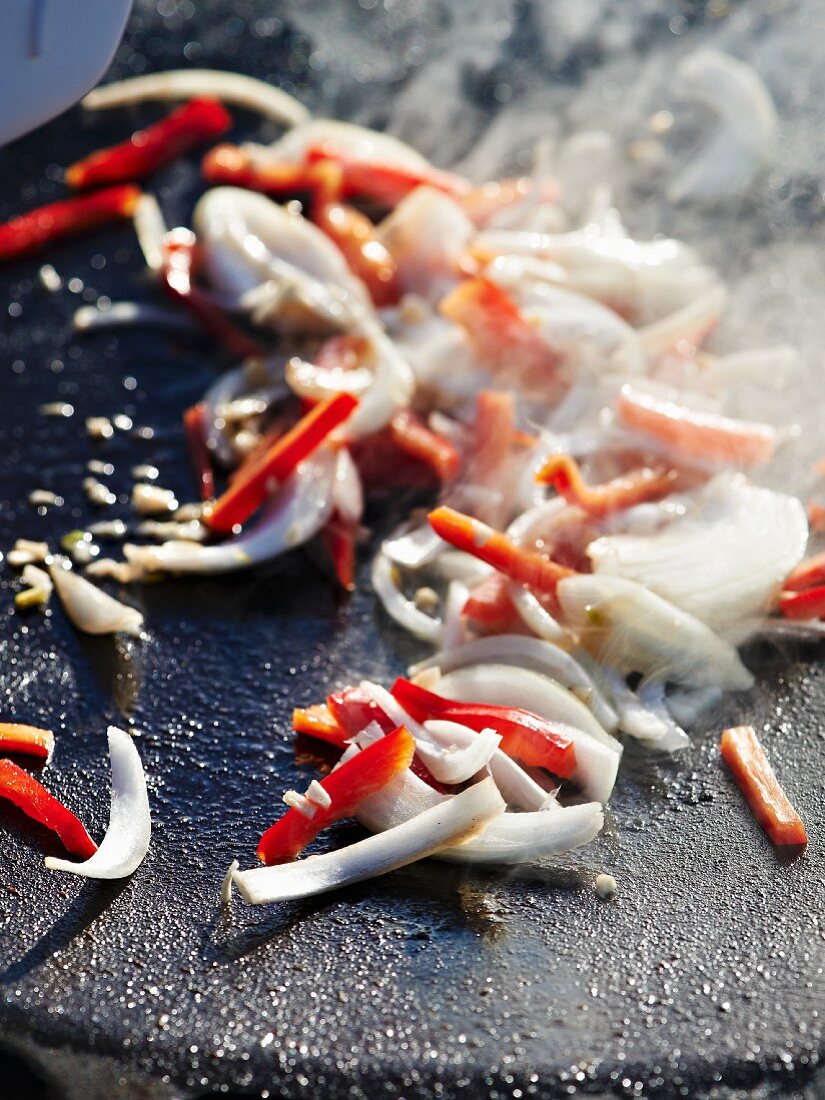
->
(784, 551, 825, 593)
(326, 684, 451, 793)
(466, 390, 516, 486)
(720, 725, 807, 848)
(778, 585, 825, 621)
(0, 759, 96, 859)
(162, 233, 266, 361)
(305, 143, 471, 206)
(0, 185, 141, 263)
(0, 723, 54, 761)
(314, 202, 401, 307)
(808, 502, 825, 532)
(463, 573, 522, 633)
(391, 677, 576, 778)
(66, 98, 232, 191)
(320, 514, 358, 592)
(292, 705, 350, 748)
(257, 724, 416, 864)
(202, 144, 345, 207)
(536, 454, 679, 519)
(440, 277, 567, 397)
(182, 402, 215, 502)
(205, 391, 358, 534)
(388, 411, 461, 483)
(428, 505, 575, 597)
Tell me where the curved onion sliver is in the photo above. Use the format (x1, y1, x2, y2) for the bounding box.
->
(45, 727, 151, 880)
(371, 551, 442, 643)
(230, 777, 505, 904)
(83, 69, 310, 127)
(418, 721, 500, 785)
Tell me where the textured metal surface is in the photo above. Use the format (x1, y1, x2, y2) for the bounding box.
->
(0, 2, 823, 1098)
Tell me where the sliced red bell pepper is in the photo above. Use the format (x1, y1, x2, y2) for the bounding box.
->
(428, 505, 574, 596)
(390, 677, 576, 778)
(205, 391, 358, 534)
(720, 725, 807, 848)
(202, 144, 344, 207)
(320, 514, 358, 592)
(183, 402, 215, 502)
(0, 723, 54, 761)
(162, 231, 266, 360)
(778, 584, 825, 621)
(388, 411, 461, 483)
(784, 551, 825, 593)
(66, 98, 232, 190)
(0, 759, 96, 859)
(462, 573, 522, 633)
(807, 502, 825, 532)
(292, 704, 350, 748)
(257, 724, 415, 864)
(327, 685, 396, 738)
(304, 143, 471, 206)
(0, 185, 141, 263)
(536, 454, 678, 518)
(315, 202, 400, 307)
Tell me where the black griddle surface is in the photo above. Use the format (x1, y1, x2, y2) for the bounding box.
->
(0, 2, 823, 1097)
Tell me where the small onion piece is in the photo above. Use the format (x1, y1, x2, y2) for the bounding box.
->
(73, 302, 196, 334)
(409, 634, 619, 733)
(45, 727, 151, 880)
(371, 551, 442, 643)
(49, 559, 143, 636)
(508, 583, 570, 645)
(418, 720, 501, 785)
(231, 776, 506, 904)
(83, 70, 310, 128)
(133, 193, 168, 273)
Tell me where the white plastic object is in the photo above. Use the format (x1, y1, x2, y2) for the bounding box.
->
(0, 0, 133, 147)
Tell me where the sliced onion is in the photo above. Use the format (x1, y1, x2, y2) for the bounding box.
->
(49, 559, 143, 636)
(418, 720, 501, 784)
(409, 634, 618, 733)
(668, 50, 778, 203)
(122, 449, 336, 578)
(231, 776, 505, 904)
(432, 551, 493, 585)
(435, 665, 621, 803)
(508, 583, 569, 645)
(588, 476, 808, 632)
(332, 446, 364, 526)
(636, 682, 690, 752)
(355, 768, 603, 864)
(371, 551, 442, 643)
(382, 522, 445, 569)
(73, 302, 196, 334)
(286, 355, 373, 402)
(45, 727, 151, 879)
(83, 70, 310, 127)
(440, 580, 469, 649)
(133, 193, 168, 274)
(557, 574, 754, 691)
(637, 283, 729, 357)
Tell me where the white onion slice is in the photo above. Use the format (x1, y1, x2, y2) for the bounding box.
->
(636, 283, 728, 356)
(231, 777, 505, 904)
(49, 559, 143, 636)
(440, 580, 469, 649)
(557, 574, 754, 691)
(508, 583, 569, 645)
(122, 450, 336, 577)
(382, 522, 445, 569)
(133, 193, 168, 273)
(45, 727, 151, 879)
(409, 635, 618, 732)
(668, 50, 778, 203)
(435, 665, 621, 803)
(332, 446, 364, 526)
(587, 476, 807, 632)
(83, 70, 310, 127)
(221, 860, 239, 905)
(355, 768, 602, 864)
(419, 721, 500, 785)
(636, 682, 690, 752)
(371, 551, 442, 643)
(73, 301, 196, 334)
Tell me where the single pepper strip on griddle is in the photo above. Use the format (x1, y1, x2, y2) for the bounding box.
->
(205, 391, 358, 534)
(0, 760, 97, 859)
(720, 725, 807, 847)
(0, 185, 141, 263)
(292, 704, 350, 748)
(390, 677, 577, 778)
(65, 98, 232, 190)
(257, 725, 415, 865)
